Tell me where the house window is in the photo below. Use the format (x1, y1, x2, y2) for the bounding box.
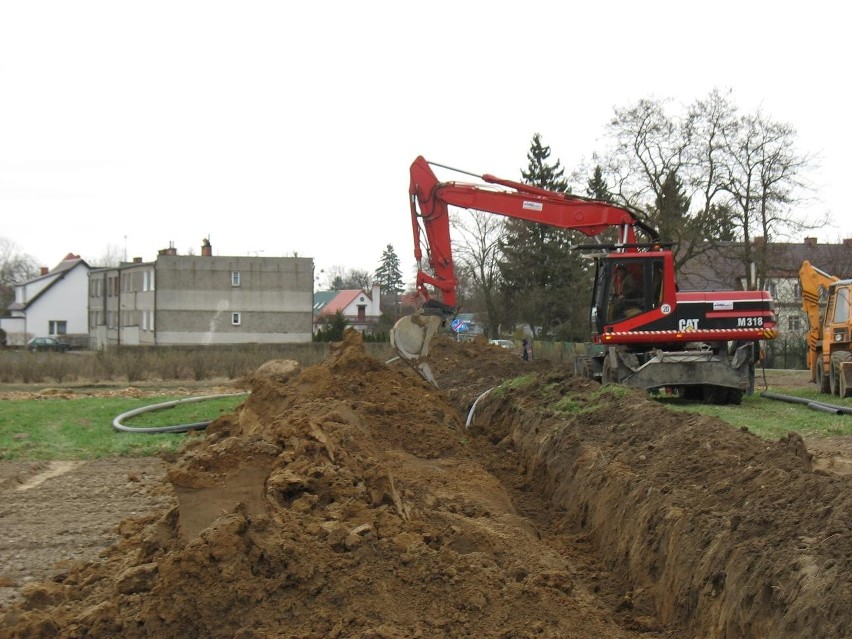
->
(232, 312, 241, 326)
(141, 311, 155, 331)
(143, 271, 155, 292)
(49, 320, 67, 336)
(787, 316, 802, 331)
(232, 271, 241, 287)
(764, 281, 777, 298)
(357, 304, 366, 321)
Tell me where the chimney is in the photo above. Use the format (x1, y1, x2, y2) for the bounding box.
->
(40, 266, 49, 276)
(844, 238, 852, 247)
(804, 237, 818, 248)
(201, 238, 212, 257)
(158, 242, 178, 257)
(753, 236, 765, 248)
(133, 257, 142, 263)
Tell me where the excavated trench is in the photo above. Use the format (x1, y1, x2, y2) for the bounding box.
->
(1, 331, 850, 639)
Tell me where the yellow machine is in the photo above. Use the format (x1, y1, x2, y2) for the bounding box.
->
(799, 260, 852, 397)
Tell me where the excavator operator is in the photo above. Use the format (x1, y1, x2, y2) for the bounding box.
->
(611, 264, 643, 321)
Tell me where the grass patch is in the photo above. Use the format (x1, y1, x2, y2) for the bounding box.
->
(492, 374, 537, 397)
(659, 385, 852, 440)
(0, 394, 245, 460)
(552, 383, 634, 415)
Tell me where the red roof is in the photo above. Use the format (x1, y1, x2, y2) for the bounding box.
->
(317, 290, 362, 316)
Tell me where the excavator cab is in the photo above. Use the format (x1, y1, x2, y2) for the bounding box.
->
(591, 254, 668, 335)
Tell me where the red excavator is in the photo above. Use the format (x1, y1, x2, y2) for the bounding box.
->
(391, 156, 777, 404)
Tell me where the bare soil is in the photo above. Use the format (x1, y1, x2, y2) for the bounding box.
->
(1, 333, 850, 638)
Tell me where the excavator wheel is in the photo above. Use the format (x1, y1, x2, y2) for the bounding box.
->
(815, 355, 831, 393)
(726, 389, 744, 405)
(830, 351, 852, 398)
(701, 385, 730, 405)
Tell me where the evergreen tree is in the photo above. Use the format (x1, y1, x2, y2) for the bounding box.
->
(373, 244, 404, 294)
(586, 165, 612, 201)
(499, 135, 591, 341)
(316, 310, 348, 342)
(653, 170, 692, 250)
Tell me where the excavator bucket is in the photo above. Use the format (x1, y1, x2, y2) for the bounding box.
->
(390, 313, 442, 386)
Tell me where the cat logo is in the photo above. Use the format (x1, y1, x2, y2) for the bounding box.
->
(678, 319, 699, 331)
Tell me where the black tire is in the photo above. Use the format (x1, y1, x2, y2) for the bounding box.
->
(815, 354, 830, 393)
(682, 386, 703, 401)
(726, 389, 744, 405)
(830, 352, 852, 398)
(702, 385, 728, 405)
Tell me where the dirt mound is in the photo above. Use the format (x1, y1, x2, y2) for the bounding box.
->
(1, 330, 850, 638)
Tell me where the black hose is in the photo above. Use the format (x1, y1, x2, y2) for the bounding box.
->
(112, 393, 248, 434)
(760, 391, 852, 415)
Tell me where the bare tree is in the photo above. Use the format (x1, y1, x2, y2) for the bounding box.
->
(719, 108, 819, 288)
(88, 243, 125, 268)
(450, 209, 505, 338)
(327, 266, 372, 290)
(603, 97, 715, 270)
(0, 238, 39, 311)
(600, 91, 819, 290)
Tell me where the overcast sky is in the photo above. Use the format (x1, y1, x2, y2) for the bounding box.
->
(2, 1, 848, 287)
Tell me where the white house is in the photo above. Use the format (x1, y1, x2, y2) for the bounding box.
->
(1, 254, 91, 347)
(313, 285, 383, 334)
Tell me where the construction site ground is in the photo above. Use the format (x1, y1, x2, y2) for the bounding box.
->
(1, 332, 850, 638)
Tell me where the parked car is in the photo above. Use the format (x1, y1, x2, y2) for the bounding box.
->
(28, 337, 71, 353)
(489, 339, 515, 349)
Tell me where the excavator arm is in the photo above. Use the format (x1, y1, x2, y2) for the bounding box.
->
(799, 260, 839, 377)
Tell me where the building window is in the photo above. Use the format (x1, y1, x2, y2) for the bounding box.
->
(232, 312, 241, 326)
(764, 281, 777, 298)
(143, 271, 154, 292)
(232, 271, 241, 287)
(787, 316, 802, 331)
(48, 320, 67, 336)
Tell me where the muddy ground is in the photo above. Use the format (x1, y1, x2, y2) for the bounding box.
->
(0, 332, 850, 638)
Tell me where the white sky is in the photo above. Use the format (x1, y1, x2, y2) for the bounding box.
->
(2, 1, 849, 288)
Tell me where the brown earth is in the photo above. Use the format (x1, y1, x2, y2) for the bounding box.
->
(0, 332, 850, 638)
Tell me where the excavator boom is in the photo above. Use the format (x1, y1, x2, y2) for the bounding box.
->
(409, 155, 657, 311)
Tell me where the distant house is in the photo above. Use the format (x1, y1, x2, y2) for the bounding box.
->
(88, 241, 314, 348)
(1, 253, 91, 348)
(313, 285, 382, 334)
